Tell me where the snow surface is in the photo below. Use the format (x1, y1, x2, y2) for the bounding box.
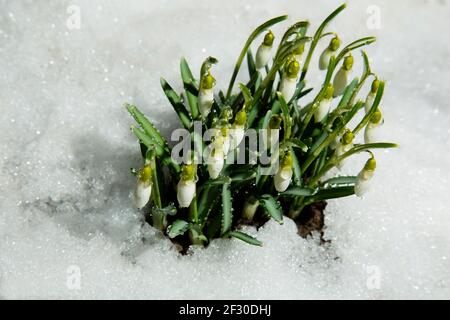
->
(1, 0, 450, 299)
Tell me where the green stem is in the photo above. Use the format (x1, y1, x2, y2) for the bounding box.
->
(226, 15, 288, 99)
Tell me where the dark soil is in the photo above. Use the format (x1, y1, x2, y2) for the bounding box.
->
(164, 200, 329, 254)
(294, 201, 329, 244)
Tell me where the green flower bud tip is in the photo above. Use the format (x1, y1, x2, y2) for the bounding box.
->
(201, 70, 215, 89)
(281, 152, 293, 169)
(139, 165, 152, 182)
(343, 54, 353, 71)
(181, 164, 196, 181)
(324, 84, 334, 99)
(370, 109, 382, 124)
(329, 36, 340, 51)
(263, 30, 275, 46)
(285, 60, 300, 78)
(371, 79, 380, 94)
(364, 157, 376, 171)
(234, 109, 247, 126)
(341, 129, 354, 145)
(268, 115, 282, 129)
(293, 43, 305, 55)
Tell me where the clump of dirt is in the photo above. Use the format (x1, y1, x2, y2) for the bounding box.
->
(294, 201, 329, 244)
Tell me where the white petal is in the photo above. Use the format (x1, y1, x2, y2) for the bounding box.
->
(255, 44, 272, 69)
(274, 168, 292, 192)
(133, 181, 152, 209)
(243, 199, 260, 221)
(230, 127, 245, 150)
(177, 180, 196, 208)
(314, 99, 331, 123)
(280, 76, 297, 102)
(319, 49, 332, 70)
(198, 88, 214, 118)
(354, 170, 374, 197)
(365, 93, 375, 113)
(207, 154, 224, 179)
(364, 123, 381, 144)
(333, 68, 348, 97)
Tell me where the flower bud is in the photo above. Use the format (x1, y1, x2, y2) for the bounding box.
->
(255, 30, 274, 69)
(242, 197, 259, 221)
(355, 157, 376, 197)
(274, 152, 293, 192)
(333, 55, 353, 97)
(133, 165, 152, 209)
(230, 109, 247, 149)
(364, 109, 383, 143)
(264, 115, 282, 150)
(336, 129, 354, 169)
(319, 36, 340, 70)
(314, 84, 334, 123)
(280, 60, 300, 101)
(177, 164, 196, 208)
(198, 70, 215, 119)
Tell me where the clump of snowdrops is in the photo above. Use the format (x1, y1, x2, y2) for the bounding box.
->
(126, 4, 396, 247)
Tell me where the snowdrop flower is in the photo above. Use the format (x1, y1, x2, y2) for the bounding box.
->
(354, 156, 376, 197)
(336, 129, 354, 169)
(198, 69, 215, 119)
(242, 197, 259, 221)
(133, 164, 152, 209)
(365, 79, 380, 112)
(207, 134, 226, 179)
(364, 109, 383, 144)
(274, 152, 293, 192)
(280, 59, 300, 102)
(177, 164, 196, 208)
(319, 36, 340, 70)
(333, 54, 353, 97)
(229, 109, 247, 150)
(255, 30, 275, 69)
(314, 84, 334, 123)
(264, 115, 282, 150)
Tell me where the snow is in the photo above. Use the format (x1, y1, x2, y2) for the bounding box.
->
(1, 0, 450, 299)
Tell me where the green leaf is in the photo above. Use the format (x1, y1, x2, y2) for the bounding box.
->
(247, 49, 256, 78)
(130, 126, 165, 156)
(230, 169, 257, 182)
(160, 77, 192, 129)
(167, 219, 190, 238)
(280, 186, 315, 197)
(126, 104, 166, 147)
(227, 231, 262, 246)
(198, 185, 221, 226)
(322, 176, 356, 186)
(221, 183, 233, 235)
(226, 15, 288, 98)
(339, 142, 398, 162)
(259, 194, 283, 224)
(180, 57, 199, 119)
(305, 186, 354, 204)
